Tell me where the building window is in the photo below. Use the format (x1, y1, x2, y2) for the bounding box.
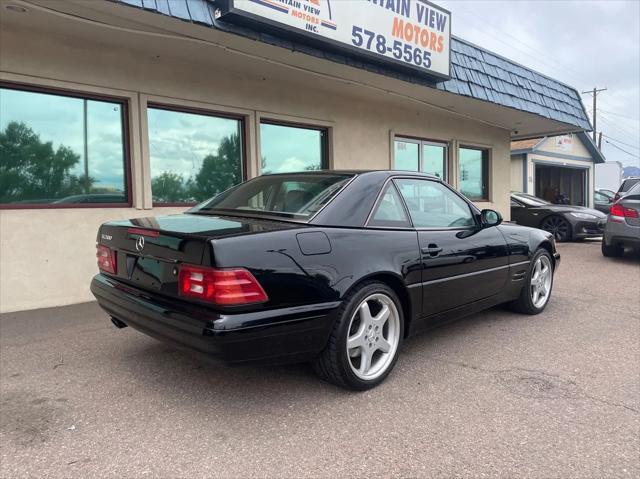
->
(0, 84, 128, 207)
(459, 146, 489, 201)
(260, 121, 327, 174)
(394, 137, 448, 180)
(147, 105, 244, 205)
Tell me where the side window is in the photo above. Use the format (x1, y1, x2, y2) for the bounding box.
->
(369, 183, 411, 228)
(395, 179, 476, 228)
(594, 192, 607, 203)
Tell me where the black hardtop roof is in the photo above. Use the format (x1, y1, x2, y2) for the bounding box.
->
(261, 170, 442, 180)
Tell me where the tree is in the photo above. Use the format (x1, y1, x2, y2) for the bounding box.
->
(151, 171, 186, 203)
(190, 133, 242, 201)
(0, 121, 90, 203)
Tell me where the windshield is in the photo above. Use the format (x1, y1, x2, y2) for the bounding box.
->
(511, 192, 550, 207)
(193, 173, 353, 220)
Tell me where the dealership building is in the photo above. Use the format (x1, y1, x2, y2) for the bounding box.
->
(0, 0, 592, 313)
(511, 132, 606, 208)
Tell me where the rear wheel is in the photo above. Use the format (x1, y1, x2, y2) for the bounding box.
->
(541, 215, 572, 242)
(510, 249, 554, 315)
(601, 239, 624, 257)
(313, 282, 404, 390)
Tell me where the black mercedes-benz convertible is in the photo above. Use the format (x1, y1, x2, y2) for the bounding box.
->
(91, 171, 560, 390)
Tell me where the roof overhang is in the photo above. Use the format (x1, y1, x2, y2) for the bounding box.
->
(4, 0, 591, 138)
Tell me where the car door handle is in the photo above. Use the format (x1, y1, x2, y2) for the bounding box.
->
(421, 245, 443, 257)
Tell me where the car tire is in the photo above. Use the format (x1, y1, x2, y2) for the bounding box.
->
(601, 240, 624, 257)
(510, 249, 554, 315)
(313, 281, 404, 390)
(540, 215, 572, 242)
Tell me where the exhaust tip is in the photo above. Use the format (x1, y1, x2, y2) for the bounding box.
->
(110, 317, 128, 329)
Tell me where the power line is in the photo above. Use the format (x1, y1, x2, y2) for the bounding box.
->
(602, 134, 640, 151)
(596, 108, 640, 123)
(598, 113, 640, 138)
(603, 140, 640, 160)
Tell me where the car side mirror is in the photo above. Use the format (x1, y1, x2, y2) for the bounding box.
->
(481, 209, 503, 227)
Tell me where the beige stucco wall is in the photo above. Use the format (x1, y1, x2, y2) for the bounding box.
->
(510, 155, 525, 192)
(0, 23, 512, 313)
(535, 134, 591, 158)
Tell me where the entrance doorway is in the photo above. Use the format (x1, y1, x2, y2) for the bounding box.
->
(535, 163, 587, 206)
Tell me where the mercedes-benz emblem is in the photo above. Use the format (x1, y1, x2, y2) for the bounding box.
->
(135, 235, 145, 252)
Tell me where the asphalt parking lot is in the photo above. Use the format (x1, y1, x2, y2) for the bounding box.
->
(1, 240, 639, 478)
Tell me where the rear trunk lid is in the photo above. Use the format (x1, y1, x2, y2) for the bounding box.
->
(97, 213, 300, 296)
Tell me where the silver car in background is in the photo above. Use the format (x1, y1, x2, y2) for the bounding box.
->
(602, 182, 640, 257)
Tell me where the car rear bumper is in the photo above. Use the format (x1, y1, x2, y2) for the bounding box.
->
(604, 235, 640, 248)
(604, 219, 640, 248)
(90, 274, 340, 365)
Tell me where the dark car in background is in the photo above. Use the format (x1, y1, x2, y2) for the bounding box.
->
(510, 192, 606, 241)
(602, 182, 640, 257)
(594, 190, 614, 215)
(91, 171, 560, 390)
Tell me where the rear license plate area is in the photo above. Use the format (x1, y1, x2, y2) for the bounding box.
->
(128, 255, 171, 290)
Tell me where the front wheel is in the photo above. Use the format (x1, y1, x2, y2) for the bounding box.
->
(510, 249, 554, 315)
(541, 215, 572, 242)
(313, 282, 404, 390)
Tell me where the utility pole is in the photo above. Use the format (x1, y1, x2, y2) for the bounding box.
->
(598, 132, 603, 150)
(581, 87, 607, 145)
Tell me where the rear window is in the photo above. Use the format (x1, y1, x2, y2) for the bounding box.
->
(620, 178, 640, 192)
(194, 173, 353, 220)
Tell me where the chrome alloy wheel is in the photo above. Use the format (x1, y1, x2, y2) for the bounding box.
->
(530, 255, 552, 308)
(346, 293, 400, 381)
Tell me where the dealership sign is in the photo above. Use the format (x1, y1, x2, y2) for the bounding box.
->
(218, 0, 451, 80)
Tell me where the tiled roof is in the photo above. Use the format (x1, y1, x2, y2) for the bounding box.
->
(511, 138, 543, 151)
(511, 132, 606, 163)
(114, 0, 591, 131)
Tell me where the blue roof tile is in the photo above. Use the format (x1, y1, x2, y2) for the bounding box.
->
(111, 0, 591, 131)
(185, 0, 213, 24)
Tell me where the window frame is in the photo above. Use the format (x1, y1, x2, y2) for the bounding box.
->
(366, 175, 481, 231)
(393, 135, 449, 182)
(458, 145, 490, 201)
(259, 118, 330, 174)
(147, 102, 248, 207)
(0, 81, 133, 210)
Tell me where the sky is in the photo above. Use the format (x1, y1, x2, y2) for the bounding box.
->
(438, 0, 640, 168)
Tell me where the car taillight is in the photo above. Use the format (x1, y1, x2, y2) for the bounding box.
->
(178, 265, 268, 305)
(96, 244, 117, 274)
(610, 204, 639, 218)
(610, 204, 624, 216)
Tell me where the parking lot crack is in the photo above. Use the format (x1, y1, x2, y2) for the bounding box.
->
(425, 357, 639, 414)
